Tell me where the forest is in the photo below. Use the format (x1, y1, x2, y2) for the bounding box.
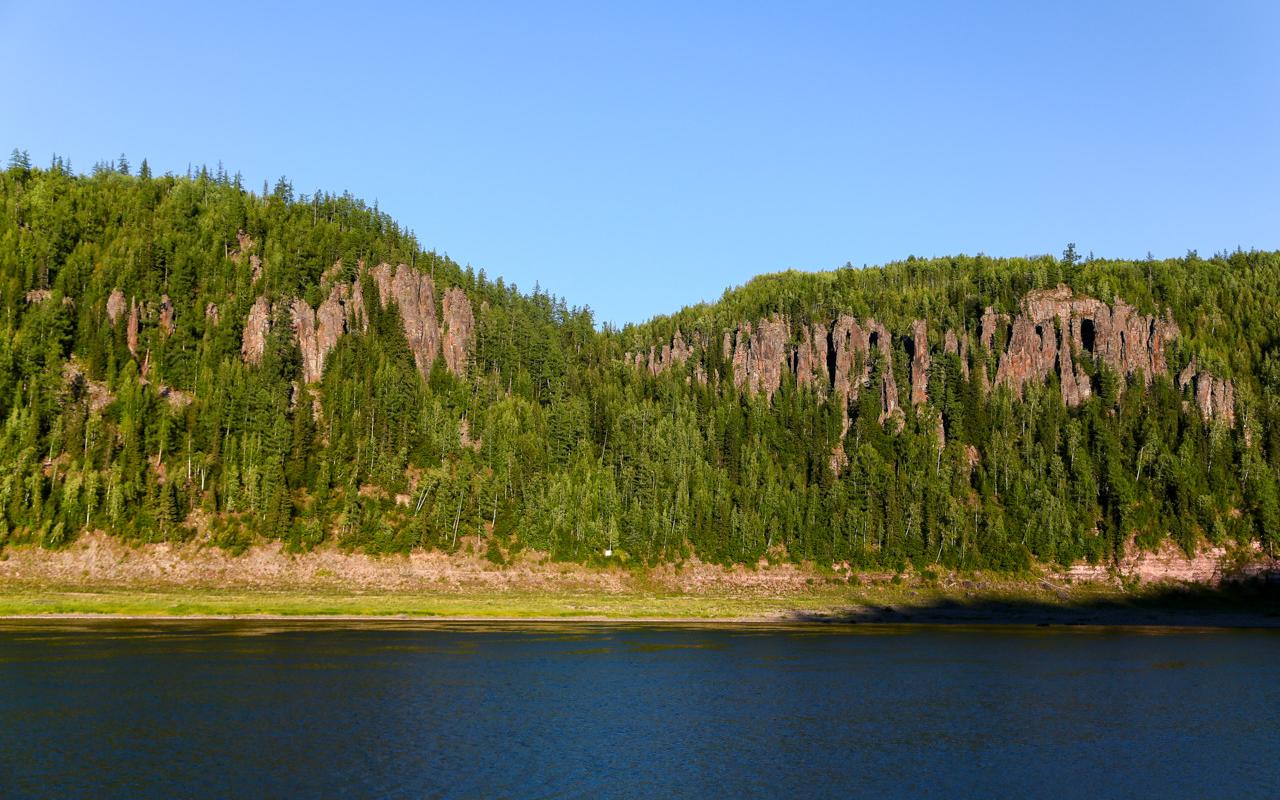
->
(1, 150, 1277, 573)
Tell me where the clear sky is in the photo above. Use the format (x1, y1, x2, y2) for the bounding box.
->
(2, 1, 1277, 325)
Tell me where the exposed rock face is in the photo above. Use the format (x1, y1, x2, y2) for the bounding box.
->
(994, 285, 1178, 407)
(726, 316, 789, 400)
(372, 263, 440, 378)
(994, 316, 1058, 398)
(829, 315, 863, 404)
(627, 285, 1195, 432)
(943, 329, 970, 380)
(205, 303, 220, 325)
(793, 322, 829, 397)
(909, 319, 930, 406)
(441, 287, 475, 377)
(348, 275, 368, 333)
(106, 289, 127, 324)
(978, 306, 1007, 351)
(241, 296, 272, 365)
(1178, 358, 1236, 426)
(158, 295, 175, 335)
(643, 328, 693, 376)
(126, 298, 140, 356)
(292, 285, 350, 384)
(235, 264, 476, 386)
(1057, 326, 1092, 408)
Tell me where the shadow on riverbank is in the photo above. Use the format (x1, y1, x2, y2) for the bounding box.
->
(785, 579, 1280, 628)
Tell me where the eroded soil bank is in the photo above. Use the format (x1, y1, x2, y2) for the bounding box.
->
(2, 533, 1279, 625)
(1, 532, 1273, 592)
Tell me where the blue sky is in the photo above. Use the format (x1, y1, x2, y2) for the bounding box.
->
(2, 1, 1277, 325)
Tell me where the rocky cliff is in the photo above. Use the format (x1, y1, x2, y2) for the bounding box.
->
(989, 285, 1179, 406)
(441, 286, 475, 378)
(234, 262, 474, 386)
(631, 284, 1235, 431)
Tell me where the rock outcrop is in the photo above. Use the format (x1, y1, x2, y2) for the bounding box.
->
(793, 322, 829, 397)
(727, 316, 789, 401)
(292, 285, 351, 384)
(992, 285, 1178, 407)
(626, 284, 1203, 431)
(158, 295, 175, 335)
(126, 298, 140, 357)
(241, 296, 272, 365)
(372, 263, 440, 378)
(943, 329, 970, 380)
(106, 289, 127, 324)
(909, 319, 930, 406)
(441, 287, 475, 377)
(1178, 358, 1236, 426)
(640, 328, 694, 377)
(240, 263, 475, 383)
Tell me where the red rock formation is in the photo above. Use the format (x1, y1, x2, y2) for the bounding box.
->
(909, 319, 930, 406)
(728, 316, 789, 401)
(348, 276, 368, 333)
(1178, 358, 1236, 426)
(441, 286, 475, 377)
(241, 296, 272, 365)
(106, 289, 127, 325)
(371, 263, 440, 379)
(291, 285, 350, 384)
(978, 306, 1007, 351)
(642, 328, 694, 376)
(943, 329, 970, 380)
(794, 322, 829, 396)
(628, 286, 1188, 429)
(827, 315, 900, 426)
(829, 315, 864, 404)
(205, 302, 220, 325)
(158, 295, 175, 335)
(126, 298, 140, 357)
(994, 285, 1178, 406)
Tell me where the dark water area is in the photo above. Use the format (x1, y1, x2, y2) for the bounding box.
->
(1, 621, 1278, 799)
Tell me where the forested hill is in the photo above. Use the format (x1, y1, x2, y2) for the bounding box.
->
(2, 153, 1278, 571)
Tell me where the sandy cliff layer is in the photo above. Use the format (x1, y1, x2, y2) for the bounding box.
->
(1, 532, 1270, 594)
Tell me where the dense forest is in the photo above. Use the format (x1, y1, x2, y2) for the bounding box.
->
(2, 150, 1278, 572)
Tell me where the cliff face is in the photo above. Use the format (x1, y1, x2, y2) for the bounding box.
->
(106, 289, 126, 324)
(1179, 358, 1237, 426)
(990, 285, 1178, 407)
(372, 263, 441, 378)
(631, 284, 1236, 431)
(291, 285, 351, 384)
(241, 296, 272, 366)
(909, 319, 930, 406)
(441, 287, 475, 378)
(126, 298, 140, 357)
(237, 263, 474, 385)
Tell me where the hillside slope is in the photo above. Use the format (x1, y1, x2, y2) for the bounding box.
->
(2, 154, 1278, 574)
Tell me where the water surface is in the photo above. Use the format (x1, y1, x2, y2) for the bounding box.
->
(1, 620, 1277, 798)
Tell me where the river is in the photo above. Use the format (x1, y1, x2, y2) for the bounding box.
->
(1, 620, 1277, 798)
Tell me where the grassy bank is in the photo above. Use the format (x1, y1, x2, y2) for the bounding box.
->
(2, 579, 1277, 626)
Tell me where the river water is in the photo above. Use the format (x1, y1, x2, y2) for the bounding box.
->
(1, 620, 1277, 798)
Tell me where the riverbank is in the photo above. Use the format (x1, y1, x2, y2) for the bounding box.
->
(3, 579, 1278, 627)
(2, 532, 1277, 626)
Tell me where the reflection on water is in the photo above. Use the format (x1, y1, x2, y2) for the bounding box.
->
(1, 620, 1278, 799)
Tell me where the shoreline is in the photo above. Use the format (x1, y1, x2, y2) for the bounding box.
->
(2, 593, 1278, 629)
